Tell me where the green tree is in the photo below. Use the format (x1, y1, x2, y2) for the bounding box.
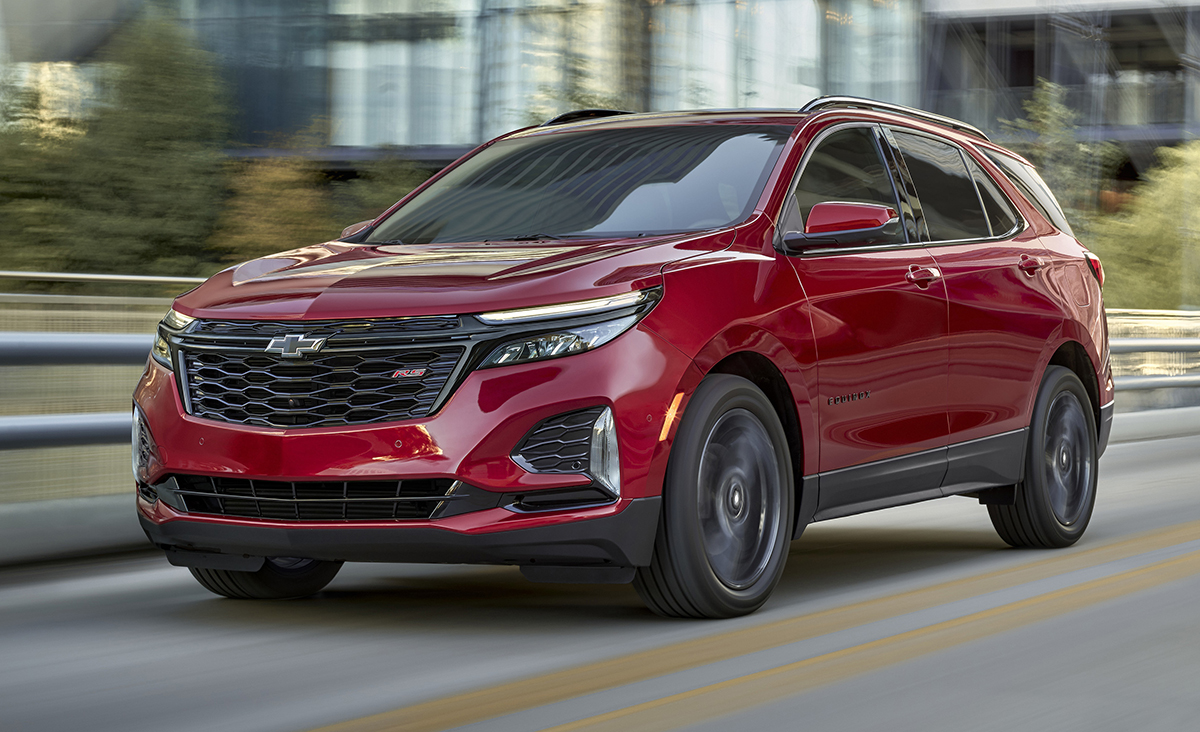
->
(207, 153, 339, 265)
(0, 13, 229, 280)
(1088, 142, 1200, 309)
(331, 154, 430, 228)
(65, 14, 229, 276)
(1001, 78, 1117, 220)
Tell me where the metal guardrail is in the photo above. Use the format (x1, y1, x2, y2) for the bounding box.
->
(0, 270, 207, 285)
(1, 332, 1199, 451)
(0, 332, 153, 366)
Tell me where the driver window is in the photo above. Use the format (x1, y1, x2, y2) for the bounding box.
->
(787, 127, 902, 242)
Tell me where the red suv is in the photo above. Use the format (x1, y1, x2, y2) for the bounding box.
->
(134, 97, 1112, 618)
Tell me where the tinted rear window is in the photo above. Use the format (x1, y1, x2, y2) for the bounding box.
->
(366, 125, 791, 244)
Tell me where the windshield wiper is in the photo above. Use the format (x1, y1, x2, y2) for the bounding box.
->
(373, 239, 407, 245)
(506, 233, 566, 241)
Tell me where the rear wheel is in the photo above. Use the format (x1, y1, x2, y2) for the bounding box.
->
(189, 557, 342, 599)
(635, 375, 794, 618)
(989, 366, 1097, 548)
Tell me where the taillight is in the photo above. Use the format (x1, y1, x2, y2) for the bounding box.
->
(1083, 251, 1104, 288)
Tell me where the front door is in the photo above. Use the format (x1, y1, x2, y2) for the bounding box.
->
(781, 124, 950, 517)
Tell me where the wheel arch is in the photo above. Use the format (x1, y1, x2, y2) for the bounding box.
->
(1047, 340, 1101, 428)
(707, 350, 816, 538)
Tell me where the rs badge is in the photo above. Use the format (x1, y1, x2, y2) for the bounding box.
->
(391, 368, 427, 378)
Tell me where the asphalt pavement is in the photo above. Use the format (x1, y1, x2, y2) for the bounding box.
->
(2, 434, 1199, 732)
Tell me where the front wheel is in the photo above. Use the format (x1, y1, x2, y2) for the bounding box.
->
(989, 366, 1098, 548)
(190, 557, 343, 599)
(635, 375, 794, 618)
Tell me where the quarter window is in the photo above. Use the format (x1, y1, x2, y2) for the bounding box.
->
(892, 131, 990, 242)
(984, 150, 1075, 237)
(790, 127, 902, 241)
(965, 156, 1018, 237)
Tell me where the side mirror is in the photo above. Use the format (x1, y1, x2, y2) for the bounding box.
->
(781, 202, 900, 253)
(340, 220, 373, 239)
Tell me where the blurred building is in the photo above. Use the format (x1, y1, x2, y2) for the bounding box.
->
(927, 0, 1200, 176)
(0, 0, 921, 153)
(3, 0, 1199, 175)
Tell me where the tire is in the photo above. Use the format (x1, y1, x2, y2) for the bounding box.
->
(635, 374, 794, 618)
(189, 557, 343, 600)
(989, 366, 1098, 548)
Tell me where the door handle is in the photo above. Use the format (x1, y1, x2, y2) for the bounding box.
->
(905, 265, 942, 288)
(1018, 255, 1046, 274)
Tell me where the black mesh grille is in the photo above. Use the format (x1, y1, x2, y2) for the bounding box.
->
(513, 407, 604, 473)
(182, 346, 463, 428)
(172, 475, 457, 521)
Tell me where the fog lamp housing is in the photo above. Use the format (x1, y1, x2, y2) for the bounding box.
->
(512, 406, 621, 499)
(132, 405, 162, 494)
(590, 408, 620, 498)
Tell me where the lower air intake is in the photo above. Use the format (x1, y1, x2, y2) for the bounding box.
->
(171, 475, 459, 521)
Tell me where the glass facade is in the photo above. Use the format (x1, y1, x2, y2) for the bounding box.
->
(1, 0, 923, 147)
(182, 0, 921, 147)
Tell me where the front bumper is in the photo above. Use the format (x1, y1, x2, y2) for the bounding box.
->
(134, 323, 692, 566)
(140, 495, 661, 567)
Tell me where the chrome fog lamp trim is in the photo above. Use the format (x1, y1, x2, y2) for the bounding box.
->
(478, 289, 651, 324)
(590, 407, 620, 498)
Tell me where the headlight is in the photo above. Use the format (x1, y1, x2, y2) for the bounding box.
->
(481, 315, 638, 368)
(151, 309, 194, 368)
(151, 333, 171, 367)
(477, 287, 660, 368)
(163, 309, 195, 330)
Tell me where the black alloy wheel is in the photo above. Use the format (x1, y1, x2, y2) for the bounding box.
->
(989, 366, 1098, 548)
(189, 557, 343, 599)
(635, 374, 794, 618)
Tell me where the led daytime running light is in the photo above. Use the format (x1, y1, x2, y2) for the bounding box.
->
(478, 290, 650, 324)
(163, 309, 195, 331)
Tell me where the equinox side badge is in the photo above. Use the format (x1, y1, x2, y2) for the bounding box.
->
(828, 390, 871, 406)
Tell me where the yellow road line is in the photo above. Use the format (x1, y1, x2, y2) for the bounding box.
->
(542, 547, 1200, 732)
(310, 521, 1200, 732)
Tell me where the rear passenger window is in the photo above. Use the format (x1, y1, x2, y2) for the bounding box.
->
(892, 131, 990, 241)
(792, 127, 901, 229)
(965, 156, 1019, 236)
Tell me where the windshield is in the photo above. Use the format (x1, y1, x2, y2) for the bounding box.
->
(365, 125, 791, 244)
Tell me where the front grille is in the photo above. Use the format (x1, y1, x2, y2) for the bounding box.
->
(172, 475, 458, 521)
(513, 407, 605, 473)
(182, 347, 463, 428)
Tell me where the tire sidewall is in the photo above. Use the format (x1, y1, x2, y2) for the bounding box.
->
(1024, 366, 1098, 546)
(662, 375, 794, 616)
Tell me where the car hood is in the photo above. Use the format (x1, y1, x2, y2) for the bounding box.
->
(174, 231, 734, 320)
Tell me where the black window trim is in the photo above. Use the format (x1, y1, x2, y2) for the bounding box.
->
(882, 125, 1026, 248)
(774, 121, 927, 258)
(776, 121, 1026, 258)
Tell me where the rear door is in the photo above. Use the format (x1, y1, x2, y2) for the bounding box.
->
(884, 128, 1061, 493)
(781, 123, 950, 518)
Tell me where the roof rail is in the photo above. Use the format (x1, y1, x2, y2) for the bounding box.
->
(541, 109, 635, 127)
(799, 96, 990, 141)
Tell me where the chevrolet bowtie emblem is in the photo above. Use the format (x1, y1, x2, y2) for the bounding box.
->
(265, 333, 327, 358)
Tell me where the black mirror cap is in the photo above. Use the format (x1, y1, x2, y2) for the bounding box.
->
(779, 218, 906, 254)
